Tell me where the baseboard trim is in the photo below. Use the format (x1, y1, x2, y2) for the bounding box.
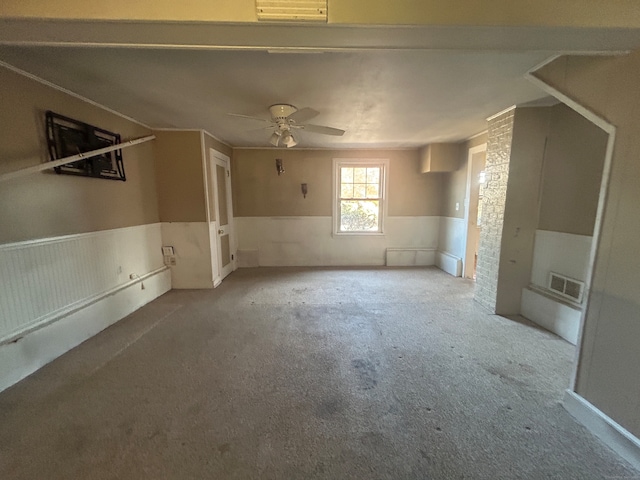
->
(563, 390, 640, 471)
(0, 268, 171, 393)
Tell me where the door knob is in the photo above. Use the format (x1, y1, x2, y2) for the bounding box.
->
(218, 229, 224, 234)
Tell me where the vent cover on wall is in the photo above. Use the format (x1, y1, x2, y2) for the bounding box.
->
(548, 272, 585, 303)
(256, 0, 327, 22)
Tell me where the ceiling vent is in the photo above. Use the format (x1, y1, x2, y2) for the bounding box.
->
(256, 0, 328, 22)
(548, 272, 585, 304)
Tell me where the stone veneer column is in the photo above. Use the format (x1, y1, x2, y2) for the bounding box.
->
(474, 108, 515, 312)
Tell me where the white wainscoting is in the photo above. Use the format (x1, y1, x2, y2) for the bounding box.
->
(386, 248, 436, 267)
(521, 287, 581, 344)
(436, 216, 465, 276)
(0, 223, 165, 342)
(531, 230, 592, 289)
(438, 216, 466, 260)
(436, 251, 463, 277)
(161, 222, 214, 289)
(235, 216, 439, 267)
(521, 230, 592, 341)
(0, 223, 170, 392)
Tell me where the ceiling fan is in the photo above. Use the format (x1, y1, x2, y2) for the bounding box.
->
(228, 104, 345, 148)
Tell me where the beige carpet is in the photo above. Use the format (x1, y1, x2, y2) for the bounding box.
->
(0, 267, 637, 479)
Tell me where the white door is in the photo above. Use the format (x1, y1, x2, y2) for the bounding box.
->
(211, 150, 234, 283)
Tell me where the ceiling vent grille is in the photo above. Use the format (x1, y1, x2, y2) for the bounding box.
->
(256, 0, 328, 22)
(548, 272, 585, 303)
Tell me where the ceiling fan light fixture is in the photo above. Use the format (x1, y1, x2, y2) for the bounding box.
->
(281, 131, 297, 148)
(269, 131, 281, 146)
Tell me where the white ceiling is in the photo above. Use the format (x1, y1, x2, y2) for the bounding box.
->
(1, 21, 639, 149)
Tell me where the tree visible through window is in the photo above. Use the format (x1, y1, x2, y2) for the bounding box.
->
(336, 161, 386, 233)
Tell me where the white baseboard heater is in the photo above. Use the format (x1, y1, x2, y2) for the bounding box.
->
(435, 251, 462, 277)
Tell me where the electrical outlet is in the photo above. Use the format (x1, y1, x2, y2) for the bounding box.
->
(164, 255, 177, 266)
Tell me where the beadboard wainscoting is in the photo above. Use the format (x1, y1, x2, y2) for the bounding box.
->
(235, 216, 439, 267)
(0, 223, 170, 392)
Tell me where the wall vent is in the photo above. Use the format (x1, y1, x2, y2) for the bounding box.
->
(548, 272, 585, 303)
(256, 0, 328, 22)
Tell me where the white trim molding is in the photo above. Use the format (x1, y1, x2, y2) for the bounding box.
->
(526, 55, 617, 391)
(332, 158, 390, 236)
(462, 143, 487, 278)
(563, 390, 640, 471)
(0, 60, 152, 129)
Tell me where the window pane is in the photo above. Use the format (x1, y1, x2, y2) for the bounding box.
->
(341, 167, 353, 183)
(353, 167, 367, 183)
(367, 167, 380, 184)
(353, 184, 366, 199)
(366, 184, 379, 198)
(340, 200, 379, 231)
(340, 184, 353, 198)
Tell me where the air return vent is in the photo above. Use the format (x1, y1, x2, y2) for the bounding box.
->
(256, 0, 327, 22)
(548, 272, 585, 303)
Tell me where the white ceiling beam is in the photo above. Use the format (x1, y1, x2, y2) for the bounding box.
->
(1, 19, 640, 53)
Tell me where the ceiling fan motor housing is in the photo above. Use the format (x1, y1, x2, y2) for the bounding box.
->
(269, 104, 298, 123)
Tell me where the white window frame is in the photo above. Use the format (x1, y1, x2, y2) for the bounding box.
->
(332, 158, 389, 236)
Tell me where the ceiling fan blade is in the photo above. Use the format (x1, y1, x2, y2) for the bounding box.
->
(287, 107, 319, 124)
(301, 124, 345, 136)
(227, 113, 272, 123)
(246, 125, 275, 133)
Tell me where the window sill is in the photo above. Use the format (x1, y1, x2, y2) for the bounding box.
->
(332, 231, 386, 237)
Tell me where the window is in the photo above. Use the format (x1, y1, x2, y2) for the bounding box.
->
(333, 158, 388, 234)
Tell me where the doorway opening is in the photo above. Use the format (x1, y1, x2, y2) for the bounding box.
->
(209, 148, 235, 286)
(462, 144, 487, 280)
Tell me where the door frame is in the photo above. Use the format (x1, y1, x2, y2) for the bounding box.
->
(209, 148, 236, 286)
(462, 143, 487, 279)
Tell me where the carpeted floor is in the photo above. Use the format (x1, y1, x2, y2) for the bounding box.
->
(0, 267, 637, 479)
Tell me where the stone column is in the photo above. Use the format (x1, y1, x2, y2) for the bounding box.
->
(474, 108, 514, 312)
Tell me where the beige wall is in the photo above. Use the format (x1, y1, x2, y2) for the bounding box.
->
(0, 66, 159, 244)
(535, 50, 640, 437)
(330, 0, 640, 27)
(3, 0, 639, 28)
(203, 132, 233, 223)
(153, 130, 207, 223)
(495, 107, 550, 314)
(442, 133, 488, 219)
(538, 104, 608, 236)
(232, 149, 442, 218)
